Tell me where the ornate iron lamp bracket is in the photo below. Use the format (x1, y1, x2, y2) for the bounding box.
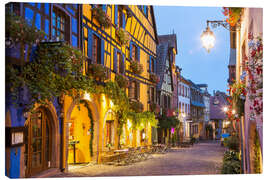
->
(206, 20, 230, 30)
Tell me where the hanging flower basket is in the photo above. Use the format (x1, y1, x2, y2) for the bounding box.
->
(230, 81, 246, 116)
(149, 73, 160, 83)
(115, 27, 131, 46)
(92, 7, 112, 28)
(115, 74, 129, 89)
(222, 7, 243, 27)
(130, 100, 144, 113)
(88, 63, 108, 81)
(130, 60, 143, 75)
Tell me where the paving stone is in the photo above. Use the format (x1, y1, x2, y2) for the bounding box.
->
(51, 141, 226, 177)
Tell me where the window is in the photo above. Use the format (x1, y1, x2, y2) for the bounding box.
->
(128, 81, 139, 100)
(106, 121, 113, 145)
(116, 52, 122, 73)
(151, 58, 155, 73)
(52, 7, 69, 42)
(132, 44, 138, 61)
(92, 34, 101, 64)
(118, 8, 123, 28)
(149, 87, 155, 102)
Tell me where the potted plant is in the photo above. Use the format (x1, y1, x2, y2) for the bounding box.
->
(149, 73, 160, 83)
(115, 74, 129, 89)
(115, 27, 131, 46)
(88, 63, 108, 81)
(130, 100, 144, 113)
(230, 81, 246, 116)
(92, 7, 112, 28)
(130, 60, 143, 75)
(222, 7, 243, 27)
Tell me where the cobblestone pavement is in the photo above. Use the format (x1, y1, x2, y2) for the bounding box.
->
(52, 141, 225, 177)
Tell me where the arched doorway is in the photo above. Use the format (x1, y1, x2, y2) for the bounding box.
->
(24, 107, 54, 177)
(67, 102, 95, 166)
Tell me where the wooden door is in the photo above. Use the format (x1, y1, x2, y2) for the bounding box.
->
(25, 109, 51, 177)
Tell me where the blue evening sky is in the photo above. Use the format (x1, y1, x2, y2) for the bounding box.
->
(154, 6, 230, 95)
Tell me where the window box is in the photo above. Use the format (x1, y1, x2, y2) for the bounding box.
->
(130, 100, 144, 113)
(88, 63, 108, 81)
(115, 74, 129, 89)
(130, 60, 143, 75)
(149, 73, 160, 83)
(115, 27, 131, 46)
(92, 7, 112, 28)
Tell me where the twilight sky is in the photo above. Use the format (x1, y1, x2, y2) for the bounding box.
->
(154, 6, 230, 95)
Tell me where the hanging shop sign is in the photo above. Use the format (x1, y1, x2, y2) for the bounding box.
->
(6, 126, 26, 147)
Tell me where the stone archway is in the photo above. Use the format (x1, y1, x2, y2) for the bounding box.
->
(23, 103, 60, 177)
(65, 96, 100, 170)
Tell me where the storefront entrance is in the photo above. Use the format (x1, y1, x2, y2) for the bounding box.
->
(25, 108, 52, 177)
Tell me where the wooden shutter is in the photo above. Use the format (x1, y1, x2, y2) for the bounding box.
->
(87, 29, 92, 59)
(149, 56, 151, 73)
(113, 48, 118, 73)
(101, 39, 104, 65)
(129, 41, 133, 59)
(122, 54, 125, 74)
(114, 5, 118, 26)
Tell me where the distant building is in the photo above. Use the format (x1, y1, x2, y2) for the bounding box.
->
(178, 75, 191, 139)
(198, 84, 211, 139)
(189, 80, 205, 139)
(156, 33, 178, 143)
(209, 91, 229, 139)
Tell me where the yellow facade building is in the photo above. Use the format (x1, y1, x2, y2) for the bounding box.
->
(62, 4, 159, 168)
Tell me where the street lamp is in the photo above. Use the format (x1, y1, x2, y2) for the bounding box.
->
(201, 20, 230, 52)
(200, 26, 215, 53)
(223, 106, 228, 112)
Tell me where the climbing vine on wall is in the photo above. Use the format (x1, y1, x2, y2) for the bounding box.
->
(80, 100, 94, 157)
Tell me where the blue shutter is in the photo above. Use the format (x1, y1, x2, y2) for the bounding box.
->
(149, 56, 152, 73)
(102, 5, 106, 11)
(114, 5, 118, 26)
(144, 6, 147, 14)
(87, 29, 92, 59)
(101, 39, 105, 65)
(137, 46, 140, 62)
(113, 48, 117, 73)
(122, 54, 125, 73)
(129, 41, 133, 60)
(154, 58, 157, 73)
(122, 12, 126, 28)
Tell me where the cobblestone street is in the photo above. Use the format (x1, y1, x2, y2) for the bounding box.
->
(52, 141, 225, 177)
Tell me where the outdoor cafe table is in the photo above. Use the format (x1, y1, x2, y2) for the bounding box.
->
(114, 149, 129, 163)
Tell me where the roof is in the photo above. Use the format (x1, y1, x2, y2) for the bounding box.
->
(210, 91, 229, 120)
(150, 6, 159, 44)
(158, 34, 178, 54)
(229, 48, 236, 66)
(156, 43, 169, 90)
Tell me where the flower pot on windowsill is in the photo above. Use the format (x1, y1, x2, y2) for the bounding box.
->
(92, 7, 112, 28)
(88, 63, 108, 81)
(115, 27, 131, 46)
(130, 60, 143, 75)
(149, 73, 160, 84)
(130, 100, 144, 113)
(115, 74, 129, 89)
(233, 96, 245, 117)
